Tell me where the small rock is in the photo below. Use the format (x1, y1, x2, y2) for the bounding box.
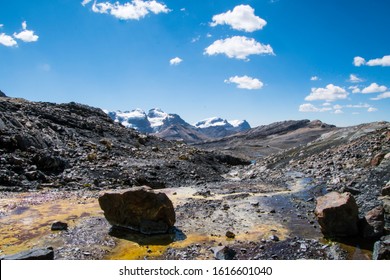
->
(51, 221, 68, 231)
(270, 209, 276, 214)
(382, 185, 390, 196)
(211, 246, 236, 260)
(226, 231, 235, 239)
(269, 234, 279, 242)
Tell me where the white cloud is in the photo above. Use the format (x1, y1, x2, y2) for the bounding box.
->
(210, 5, 267, 32)
(82, 0, 93, 6)
(353, 56, 366, 66)
(91, 0, 170, 20)
(371, 91, 390, 101)
(361, 83, 387, 94)
(366, 55, 390, 67)
(180, 8, 186, 12)
(310, 76, 319, 81)
(334, 109, 344, 114)
(206, 33, 212, 38)
(0, 24, 3, 28)
(345, 103, 370, 108)
(298, 103, 332, 113)
(349, 74, 363, 83)
(305, 84, 348, 102)
(13, 21, 39, 42)
(204, 36, 274, 60)
(349, 85, 361, 94)
(169, 57, 182, 65)
(368, 107, 378, 112)
(0, 33, 18, 47)
(322, 102, 331, 106)
(224, 75, 263, 90)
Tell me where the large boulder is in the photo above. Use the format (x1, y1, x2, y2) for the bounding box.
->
(315, 191, 359, 237)
(98, 187, 175, 234)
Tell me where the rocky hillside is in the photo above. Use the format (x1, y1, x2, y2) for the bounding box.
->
(194, 119, 337, 159)
(230, 121, 390, 218)
(0, 97, 249, 192)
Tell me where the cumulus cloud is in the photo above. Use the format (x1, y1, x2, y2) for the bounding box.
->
(353, 55, 390, 67)
(0, 33, 18, 47)
(210, 5, 267, 32)
(0, 24, 3, 28)
(298, 103, 332, 113)
(361, 83, 387, 94)
(349, 74, 363, 83)
(224, 75, 263, 90)
(334, 109, 344, 114)
(368, 107, 378, 112)
(310, 76, 319, 81)
(353, 56, 366, 67)
(299, 104, 319, 112)
(371, 91, 390, 101)
(348, 85, 361, 94)
(366, 55, 390, 67)
(304, 84, 348, 102)
(204, 36, 274, 60)
(169, 57, 182, 65)
(91, 0, 170, 20)
(345, 103, 370, 108)
(13, 21, 39, 42)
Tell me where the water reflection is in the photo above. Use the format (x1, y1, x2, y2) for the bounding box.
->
(108, 226, 187, 246)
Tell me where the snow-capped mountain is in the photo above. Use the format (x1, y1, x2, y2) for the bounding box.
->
(105, 108, 251, 143)
(194, 117, 251, 138)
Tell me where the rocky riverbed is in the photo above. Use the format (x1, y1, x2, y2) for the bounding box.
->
(1, 96, 389, 260)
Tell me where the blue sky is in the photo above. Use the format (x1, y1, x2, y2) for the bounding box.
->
(1, 0, 389, 127)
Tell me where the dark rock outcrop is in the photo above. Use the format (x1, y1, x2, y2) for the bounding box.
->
(98, 187, 175, 234)
(0, 90, 6, 97)
(0, 247, 54, 260)
(315, 192, 359, 237)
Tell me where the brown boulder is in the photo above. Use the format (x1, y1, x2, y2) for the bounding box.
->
(98, 187, 175, 234)
(362, 206, 384, 239)
(315, 191, 359, 237)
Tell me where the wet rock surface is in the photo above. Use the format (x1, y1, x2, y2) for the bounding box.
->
(0, 247, 54, 260)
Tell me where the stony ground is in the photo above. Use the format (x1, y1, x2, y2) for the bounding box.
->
(1, 97, 389, 260)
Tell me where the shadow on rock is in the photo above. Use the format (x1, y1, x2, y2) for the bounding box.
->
(108, 226, 186, 246)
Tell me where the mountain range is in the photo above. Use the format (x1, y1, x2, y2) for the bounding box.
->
(105, 108, 251, 143)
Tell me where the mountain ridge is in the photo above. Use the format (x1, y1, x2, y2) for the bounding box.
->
(106, 108, 251, 143)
